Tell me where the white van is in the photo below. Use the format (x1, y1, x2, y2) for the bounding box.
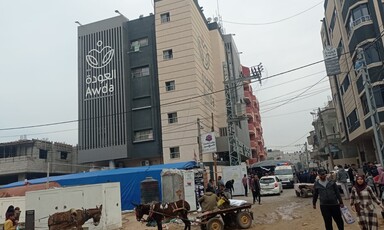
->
(274, 165, 296, 188)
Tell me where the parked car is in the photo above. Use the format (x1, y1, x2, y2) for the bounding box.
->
(259, 175, 283, 196)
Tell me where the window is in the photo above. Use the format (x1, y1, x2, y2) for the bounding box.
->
(130, 37, 148, 52)
(168, 112, 178, 124)
(163, 49, 173, 60)
(329, 9, 336, 37)
(347, 4, 370, 35)
(60, 151, 68, 160)
(170, 147, 180, 159)
(160, 12, 170, 23)
(340, 74, 350, 95)
(364, 45, 380, 65)
(337, 40, 344, 58)
(134, 129, 154, 142)
(219, 127, 228, 137)
(39, 149, 48, 159)
(347, 109, 360, 133)
(131, 66, 150, 78)
(165, 80, 175, 91)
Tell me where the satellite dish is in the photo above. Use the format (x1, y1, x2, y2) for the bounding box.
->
(207, 17, 212, 22)
(213, 17, 218, 22)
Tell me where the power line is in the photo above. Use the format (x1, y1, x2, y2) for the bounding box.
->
(222, 1, 323, 26)
(262, 76, 328, 113)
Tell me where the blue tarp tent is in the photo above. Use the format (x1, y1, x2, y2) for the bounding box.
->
(0, 161, 198, 210)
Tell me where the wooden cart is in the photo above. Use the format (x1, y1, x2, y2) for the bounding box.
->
(294, 183, 314, 198)
(198, 203, 253, 230)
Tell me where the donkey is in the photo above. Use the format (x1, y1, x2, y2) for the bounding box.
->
(48, 205, 102, 230)
(134, 200, 191, 230)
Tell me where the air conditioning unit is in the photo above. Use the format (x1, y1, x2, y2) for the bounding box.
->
(141, 160, 150, 166)
(236, 102, 245, 116)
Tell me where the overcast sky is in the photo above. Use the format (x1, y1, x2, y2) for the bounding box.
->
(0, 0, 329, 153)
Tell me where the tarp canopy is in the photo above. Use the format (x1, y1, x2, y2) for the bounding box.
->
(0, 161, 198, 210)
(250, 160, 292, 168)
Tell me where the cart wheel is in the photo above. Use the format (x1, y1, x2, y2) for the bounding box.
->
(207, 218, 224, 230)
(200, 225, 207, 230)
(301, 189, 308, 198)
(295, 190, 300, 197)
(236, 212, 252, 229)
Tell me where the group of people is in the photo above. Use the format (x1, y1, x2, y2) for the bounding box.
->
(199, 174, 262, 213)
(313, 164, 384, 230)
(4, 205, 21, 230)
(199, 176, 233, 213)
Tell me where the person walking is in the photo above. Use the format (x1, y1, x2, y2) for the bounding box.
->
(350, 175, 384, 230)
(336, 165, 350, 199)
(242, 174, 248, 197)
(313, 169, 344, 230)
(250, 174, 261, 205)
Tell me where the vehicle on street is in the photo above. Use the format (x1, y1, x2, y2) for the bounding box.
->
(274, 164, 296, 188)
(259, 176, 283, 196)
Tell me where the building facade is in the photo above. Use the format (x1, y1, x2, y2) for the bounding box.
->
(321, 0, 384, 164)
(242, 66, 266, 162)
(77, 0, 258, 167)
(78, 15, 163, 167)
(0, 139, 79, 185)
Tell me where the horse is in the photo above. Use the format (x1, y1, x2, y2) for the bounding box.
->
(48, 205, 102, 230)
(133, 200, 191, 230)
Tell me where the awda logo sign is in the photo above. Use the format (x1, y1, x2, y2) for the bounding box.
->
(85, 40, 116, 99)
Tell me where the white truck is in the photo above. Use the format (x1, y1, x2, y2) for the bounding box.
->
(274, 165, 296, 188)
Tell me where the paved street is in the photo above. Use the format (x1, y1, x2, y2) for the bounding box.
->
(124, 188, 384, 229)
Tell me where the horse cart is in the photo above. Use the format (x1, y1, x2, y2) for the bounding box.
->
(294, 183, 314, 198)
(198, 203, 253, 230)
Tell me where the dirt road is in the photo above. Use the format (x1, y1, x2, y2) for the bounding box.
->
(123, 188, 384, 229)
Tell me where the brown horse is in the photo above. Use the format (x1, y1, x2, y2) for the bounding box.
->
(48, 205, 102, 230)
(134, 200, 191, 230)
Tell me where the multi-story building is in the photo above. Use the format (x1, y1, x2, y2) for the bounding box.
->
(321, 0, 384, 164)
(78, 15, 162, 167)
(0, 139, 79, 185)
(242, 66, 266, 162)
(77, 0, 254, 168)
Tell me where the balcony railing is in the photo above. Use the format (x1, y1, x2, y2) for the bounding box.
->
(348, 15, 372, 37)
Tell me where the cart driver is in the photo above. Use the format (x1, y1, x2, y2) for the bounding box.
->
(198, 187, 219, 212)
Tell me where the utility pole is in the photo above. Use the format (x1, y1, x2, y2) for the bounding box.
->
(211, 113, 218, 183)
(318, 107, 335, 170)
(356, 48, 384, 166)
(197, 118, 203, 166)
(304, 142, 309, 169)
(223, 46, 262, 166)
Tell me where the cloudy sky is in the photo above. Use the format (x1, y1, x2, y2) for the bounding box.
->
(0, 0, 329, 153)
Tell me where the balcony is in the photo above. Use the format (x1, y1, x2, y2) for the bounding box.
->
(255, 122, 261, 131)
(251, 140, 257, 150)
(246, 107, 254, 119)
(248, 123, 256, 135)
(244, 91, 251, 103)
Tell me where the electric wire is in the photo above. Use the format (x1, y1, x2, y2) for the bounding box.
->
(222, 1, 323, 26)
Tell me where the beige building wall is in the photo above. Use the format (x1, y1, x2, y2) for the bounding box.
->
(209, 29, 227, 133)
(155, 0, 220, 163)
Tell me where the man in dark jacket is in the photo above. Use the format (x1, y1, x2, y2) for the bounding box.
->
(225, 179, 234, 198)
(313, 169, 344, 230)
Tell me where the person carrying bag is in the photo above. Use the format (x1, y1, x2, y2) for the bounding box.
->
(350, 175, 384, 229)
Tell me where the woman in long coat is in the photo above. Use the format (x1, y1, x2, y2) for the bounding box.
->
(350, 175, 384, 229)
